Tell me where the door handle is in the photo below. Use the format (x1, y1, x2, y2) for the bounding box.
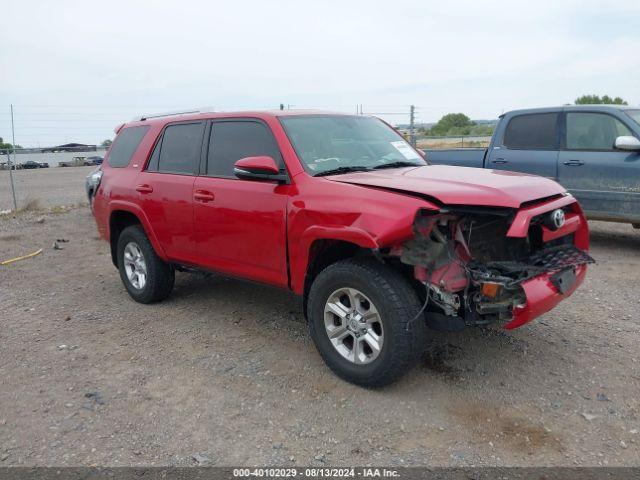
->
(135, 184, 153, 194)
(563, 160, 585, 166)
(193, 190, 215, 202)
(491, 158, 508, 164)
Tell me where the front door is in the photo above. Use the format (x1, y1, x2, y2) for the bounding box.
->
(558, 111, 640, 222)
(193, 119, 289, 287)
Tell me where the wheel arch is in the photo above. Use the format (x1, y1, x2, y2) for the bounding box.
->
(108, 204, 167, 267)
(301, 238, 375, 321)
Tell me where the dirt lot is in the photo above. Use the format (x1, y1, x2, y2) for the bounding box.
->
(0, 166, 95, 211)
(0, 174, 639, 467)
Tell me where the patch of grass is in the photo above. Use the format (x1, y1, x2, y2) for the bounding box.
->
(19, 197, 43, 212)
(50, 205, 72, 214)
(417, 140, 490, 149)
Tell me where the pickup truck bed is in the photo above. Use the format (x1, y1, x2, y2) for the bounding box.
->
(424, 148, 485, 168)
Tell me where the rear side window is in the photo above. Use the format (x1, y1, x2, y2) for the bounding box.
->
(207, 121, 282, 178)
(107, 126, 149, 167)
(156, 122, 204, 174)
(503, 113, 559, 150)
(566, 112, 633, 150)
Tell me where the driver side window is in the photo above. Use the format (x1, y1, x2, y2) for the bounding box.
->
(207, 121, 283, 178)
(566, 113, 632, 151)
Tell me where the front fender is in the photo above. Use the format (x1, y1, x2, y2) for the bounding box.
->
(285, 177, 439, 295)
(290, 225, 379, 295)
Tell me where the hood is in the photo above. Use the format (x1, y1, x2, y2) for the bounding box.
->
(326, 165, 566, 208)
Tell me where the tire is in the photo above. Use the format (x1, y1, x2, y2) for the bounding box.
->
(116, 225, 174, 304)
(307, 258, 426, 388)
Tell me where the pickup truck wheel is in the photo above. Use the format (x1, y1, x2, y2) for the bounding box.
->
(307, 258, 426, 387)
(116, 225, 174, 304)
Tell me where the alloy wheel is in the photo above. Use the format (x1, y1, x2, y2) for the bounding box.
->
(123, 242, 147, 290)
(324, 287, 384, 365)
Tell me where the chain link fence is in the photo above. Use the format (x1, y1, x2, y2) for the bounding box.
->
(416, 135, 492, 149)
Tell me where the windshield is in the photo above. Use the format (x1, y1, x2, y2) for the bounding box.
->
(625, 109, 640, 127)
(279, 115, 426, 175)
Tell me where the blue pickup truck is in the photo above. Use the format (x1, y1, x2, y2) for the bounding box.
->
(426, 105, 640, 226)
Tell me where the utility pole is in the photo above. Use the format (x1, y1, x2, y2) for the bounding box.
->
(8, 105, 18, 210)
(409, 105, 416, 147)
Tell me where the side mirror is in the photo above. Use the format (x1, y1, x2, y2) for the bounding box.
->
(233, 156, 287, 182)
(614, 136, 640, 151)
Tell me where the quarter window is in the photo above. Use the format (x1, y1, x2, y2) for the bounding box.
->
(503, 113, 559, 150)
(566, 112, 633, 150)
(207, 121, 282, 178)
(146, 137, 161, 171)
(155, 122, 204, 174)
(107, 126, 150, 168)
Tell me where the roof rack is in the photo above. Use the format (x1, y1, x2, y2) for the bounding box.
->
(134, 106, 215, 122)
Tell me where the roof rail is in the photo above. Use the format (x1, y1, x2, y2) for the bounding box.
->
(133, 106, 215, 122)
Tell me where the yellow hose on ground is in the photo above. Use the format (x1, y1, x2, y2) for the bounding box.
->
(1, 248, 43, 265)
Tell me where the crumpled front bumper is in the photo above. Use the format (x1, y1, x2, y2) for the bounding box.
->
(503, 264, 587, 330)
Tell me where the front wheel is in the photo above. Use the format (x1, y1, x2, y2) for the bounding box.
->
(116, 225, 175, 304)
(307, 258, 426, 388)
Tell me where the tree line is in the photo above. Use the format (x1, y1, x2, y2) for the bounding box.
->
(0, 137, 23, 151)
(419, 114, 495, 137)
(420, 94, 629, 137)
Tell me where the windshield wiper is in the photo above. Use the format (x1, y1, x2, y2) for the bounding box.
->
(372, 161, 424, 170)
(314, 166, 372, 177)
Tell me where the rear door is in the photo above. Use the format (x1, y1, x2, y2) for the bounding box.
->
(489, 112, 560, 179)
(558, 111, 640, 221)
(137, 121, 204, 263)
(192, 119, 289, 287)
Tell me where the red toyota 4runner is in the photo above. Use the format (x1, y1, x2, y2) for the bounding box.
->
(92, 110, 593, 387)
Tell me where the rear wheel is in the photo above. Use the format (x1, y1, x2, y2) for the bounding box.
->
(117, 225, 174, 303)
(307, 258, 426, 387)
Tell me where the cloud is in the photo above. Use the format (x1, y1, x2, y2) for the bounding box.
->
(0, 0, 638, 144)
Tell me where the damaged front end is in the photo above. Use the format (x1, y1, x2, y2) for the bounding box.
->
(389, 196, 593, 330)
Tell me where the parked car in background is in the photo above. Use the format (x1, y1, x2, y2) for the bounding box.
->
(84, 156, 104, 166)
(90, 110, 592, 387)
(85, 165, 102, 209)
(1, 162, 22, 170)
(59, 156, 86, 167)
(426, 105, 640, 227)
(21, 160, 49, 169)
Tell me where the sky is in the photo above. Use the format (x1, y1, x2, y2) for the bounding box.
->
(0, 0, 639, 146)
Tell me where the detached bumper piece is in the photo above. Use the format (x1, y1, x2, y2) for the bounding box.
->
(465, 245, 593, 329)
(467, 245, 594, 288)
(529, 245, 595, 271)
(505, 246, 593, 330)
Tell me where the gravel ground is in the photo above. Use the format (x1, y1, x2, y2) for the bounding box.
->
(0, 197, 639, 467)
(0, 166, 95, 211)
